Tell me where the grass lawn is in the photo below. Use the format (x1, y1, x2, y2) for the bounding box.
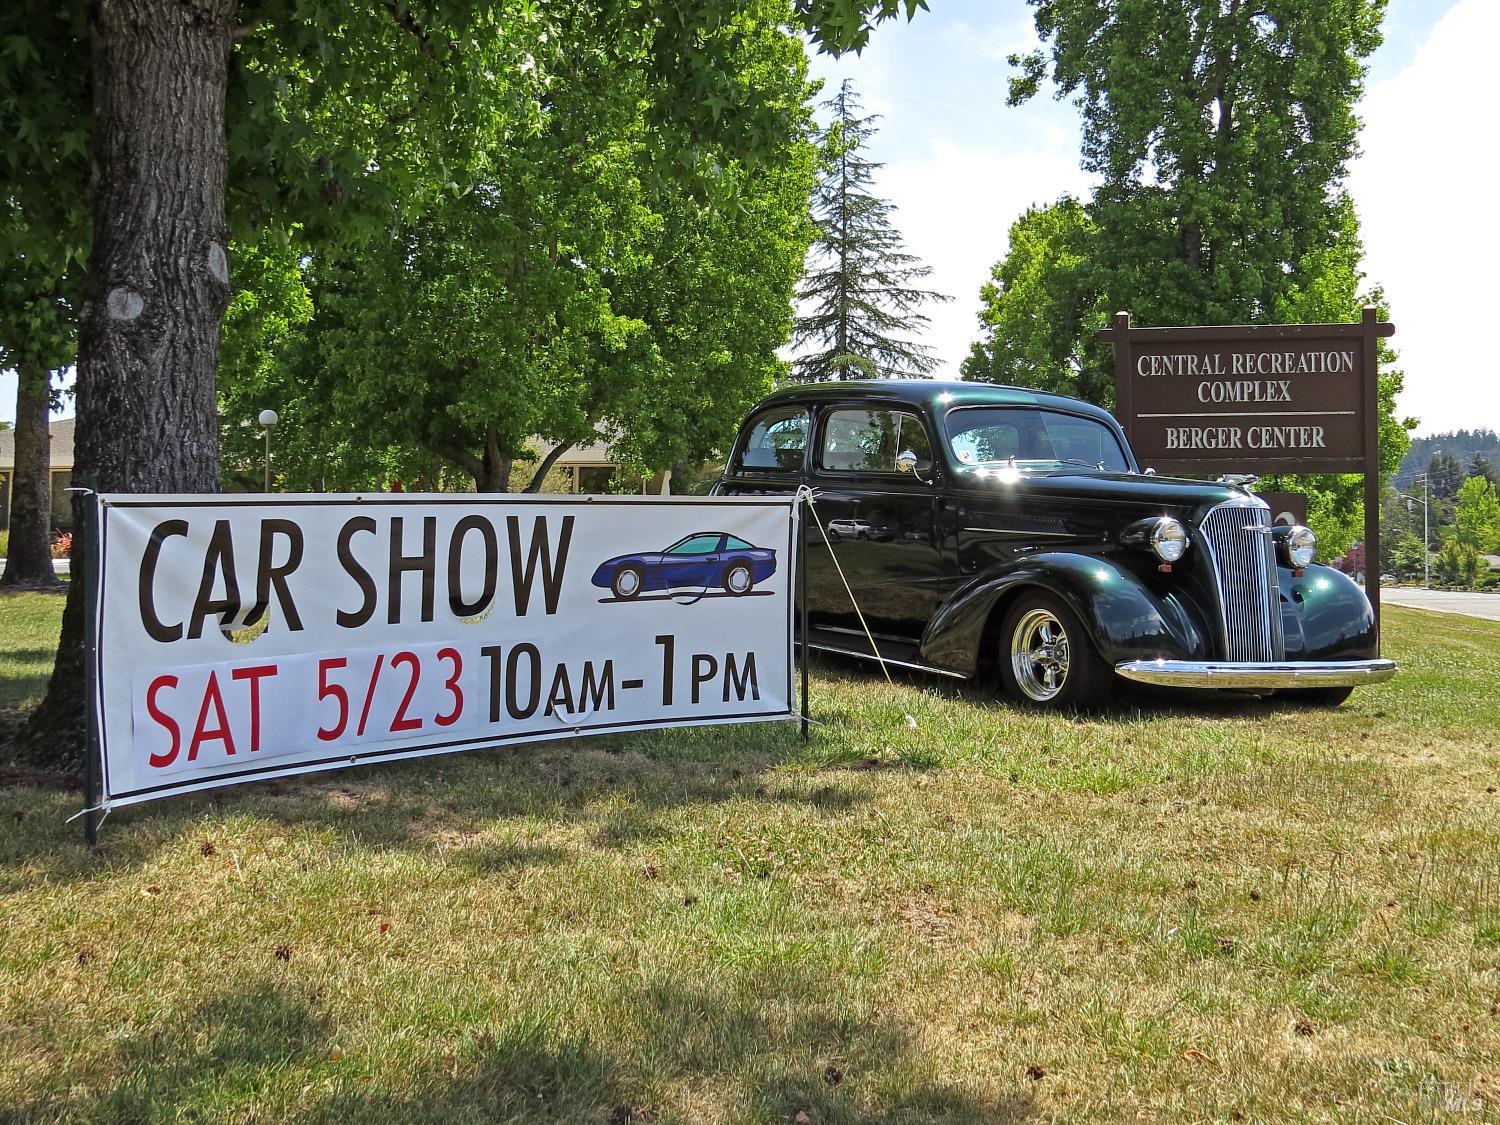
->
(0, 589, 65, 715)
(2, 590, 1498, 1122)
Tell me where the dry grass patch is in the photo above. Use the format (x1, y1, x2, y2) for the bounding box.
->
(3, 598, 1500, 1121)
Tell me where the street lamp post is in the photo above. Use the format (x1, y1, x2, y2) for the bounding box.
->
(1401, 474, 1430, 589)
(258, 409, 279, 492)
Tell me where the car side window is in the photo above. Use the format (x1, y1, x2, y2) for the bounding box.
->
(735, 408, 808, 472)
(820, 408, 933, 473)
(667, 535, 723, 556)
(951, 420, 1021, 463)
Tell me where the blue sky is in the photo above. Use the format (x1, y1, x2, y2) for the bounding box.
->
(4, 0, 1492, 438)
(803, 0, 1496, 438)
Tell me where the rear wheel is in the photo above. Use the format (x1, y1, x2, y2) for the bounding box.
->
(1278, 685, 1355, 708)
(998, 592, 1113, 710)
(723, 562, 754, 595)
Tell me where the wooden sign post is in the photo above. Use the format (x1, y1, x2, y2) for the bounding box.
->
(1100, 308, 1394, 632)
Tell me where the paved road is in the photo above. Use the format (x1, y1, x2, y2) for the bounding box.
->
(0, 559, 70, 579)
(1381, 587, 1500, 622)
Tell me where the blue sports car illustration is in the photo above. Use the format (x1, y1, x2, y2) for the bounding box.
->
(591, 532, 778, 599)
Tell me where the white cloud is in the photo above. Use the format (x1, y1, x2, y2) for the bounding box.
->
(945, 12, 1040, 65)
(802, 3, 1091, 378)
(878, 140, 1090, 374)
(1348, 0, 1500, 436)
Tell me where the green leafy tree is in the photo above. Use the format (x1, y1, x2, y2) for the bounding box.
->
(1454, 475, 1500, 553)
(1434, 539, 1480, 590)
(0, 264, 73, 589)
(961, 198, 1108, 402)
(6, 0, 929, 769)
(1007, 0, 1383, 325)
(792, 79, 950, 381)
(1381, 530, 1426, 584)
(1253, 204, 1410, 556)
(0, 0, 88, 589)
(974, 0, 1410, 556)
(225, 5, 817, 495)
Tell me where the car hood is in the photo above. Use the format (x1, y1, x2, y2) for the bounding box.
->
(949, 465, 1256, 520)
(596, 552, 668, 569)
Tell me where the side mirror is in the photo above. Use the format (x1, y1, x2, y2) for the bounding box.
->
(895, 450, 919, 473)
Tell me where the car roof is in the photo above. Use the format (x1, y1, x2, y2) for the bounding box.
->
(753, 379, 1122, 427)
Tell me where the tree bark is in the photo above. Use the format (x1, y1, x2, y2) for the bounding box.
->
(523, 441, 574, 493)
(12, 0, 236, 770)
(478, 454, 513, 493)
(0, 363, 60, 590)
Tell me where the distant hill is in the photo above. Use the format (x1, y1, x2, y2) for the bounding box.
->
(1395, 430, 1500, 489)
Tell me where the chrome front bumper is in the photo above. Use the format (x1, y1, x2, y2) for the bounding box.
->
(1114, 658, 1397, 689)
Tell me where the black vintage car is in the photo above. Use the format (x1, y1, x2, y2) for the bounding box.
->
(715, 380, 1395, 708)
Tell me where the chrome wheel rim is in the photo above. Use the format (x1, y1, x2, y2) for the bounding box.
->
(726, 566, 752, 593)
(615, 569, 641, 597)
(1010, 608, 1070, 701)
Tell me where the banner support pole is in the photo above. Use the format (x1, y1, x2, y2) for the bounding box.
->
(1361, 306, 1382, 643)
(71, 489, 103, 848)
(798, 493, 810, 741)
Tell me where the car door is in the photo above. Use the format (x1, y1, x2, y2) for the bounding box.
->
(656, 533, 726, 589)
(807, 404, 947, 639)
(944, 406, 1123, 576)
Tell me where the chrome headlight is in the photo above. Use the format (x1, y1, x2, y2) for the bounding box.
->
(1122, 516, 1190, 563)
(1282, 524, 1317, 568)
(1150, 517, 1189, 563)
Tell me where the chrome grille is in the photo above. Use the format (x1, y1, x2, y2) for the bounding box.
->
(1198, 502, 1283, 662)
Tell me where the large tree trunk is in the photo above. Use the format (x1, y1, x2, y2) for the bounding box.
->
(0, 363, 59, 590)
(12, 0, 235, 770)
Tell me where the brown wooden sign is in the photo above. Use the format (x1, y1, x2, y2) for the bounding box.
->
(1258, 491, 1308, 527)
(1100, 308, 1394, 633)
(1101, 311, 1392, 475)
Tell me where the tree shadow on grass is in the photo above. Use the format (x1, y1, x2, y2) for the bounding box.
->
(0, 648, 61, 712)
(0, 725, 872, 885)
(11, 980, 332, 1123)
(0, 647, 65, 667)
(638, 978, 1036, 1123)
(809, 649, 1323, 724)
(302, 1018, 632, 1124)
(299, 975, 1033, 1124)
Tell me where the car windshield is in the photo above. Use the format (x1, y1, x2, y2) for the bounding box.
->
(945, 407, 1130, 472)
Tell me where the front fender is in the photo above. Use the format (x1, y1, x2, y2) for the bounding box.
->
(919, 552, 1210, 675)
(1278, 563, 1378, 660)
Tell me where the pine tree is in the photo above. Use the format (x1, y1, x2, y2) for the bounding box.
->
(1428, 451, 1464, 500)
(1468, 453, 1498, 492)
(792, 80, 950, 381)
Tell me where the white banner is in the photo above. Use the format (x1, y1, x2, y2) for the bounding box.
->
(91, 494, 797, 808)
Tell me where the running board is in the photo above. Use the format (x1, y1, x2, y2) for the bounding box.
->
(801, 629, 969, 680)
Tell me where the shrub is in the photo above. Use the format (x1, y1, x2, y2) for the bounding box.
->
(51, 531, 73, 559)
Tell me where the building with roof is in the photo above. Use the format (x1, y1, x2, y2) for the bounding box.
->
(0, 418, 75, 532)
(526, 436, 675, 494)
(2, 421, 682, 534)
